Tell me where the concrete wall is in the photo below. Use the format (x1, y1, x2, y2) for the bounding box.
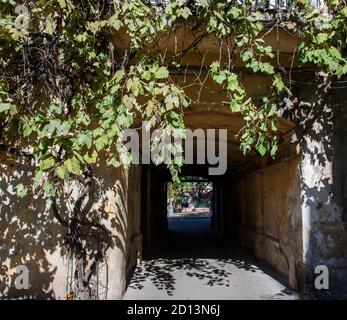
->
(228, 156, 302, 290)
(0, 152, 142, 299)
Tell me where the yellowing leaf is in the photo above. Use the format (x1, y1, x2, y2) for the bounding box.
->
(65, 157, 81, 174)
(57, 165, 68, 180)
(45, 16, 55, 35)
(154, 67, 169, 79)
(58, 0, 66, 8)
(41, 157, 55, 170)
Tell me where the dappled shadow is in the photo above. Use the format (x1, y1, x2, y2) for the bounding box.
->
(291, 72, 347, 298)
(259, 287, 298, 300)
(0, 150, 130, 299)
(126, 242, 296, 298)
(128, 258, 237, 296)
(127, 232, 286, 296)
(0, 155, 64, 299)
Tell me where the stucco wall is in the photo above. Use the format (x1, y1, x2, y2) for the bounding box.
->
(298, 74, 347, 298)
(228, 156, 302, 290)
(0, 152, 142, 300)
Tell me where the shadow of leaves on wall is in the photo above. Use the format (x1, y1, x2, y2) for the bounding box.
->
(292, 72, 347, 297)
(0, 154, 130, 299)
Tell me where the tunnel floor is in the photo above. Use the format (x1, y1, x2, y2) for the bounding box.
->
(123, 220, 300, 300)
(167, 216, 212, 233)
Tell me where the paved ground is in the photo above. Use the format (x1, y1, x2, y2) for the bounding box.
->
(168, 217, 212, 233)
(123, 219, 300, 300)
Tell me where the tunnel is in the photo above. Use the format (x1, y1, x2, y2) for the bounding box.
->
(112, 22, 322, 299)
(124, 108, 302, 299)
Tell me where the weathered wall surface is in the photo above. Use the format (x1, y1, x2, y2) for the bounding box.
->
(0, 152, 142, 300)
(0, 154, 66, 299)
(228, 156, 302, 290)
(298, 74, 347, 298)
(125, 165, 142, 286)
(330, 85, 347, 297)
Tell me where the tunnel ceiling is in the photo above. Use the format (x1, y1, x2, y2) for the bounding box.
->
(115, 24, 297, 169)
